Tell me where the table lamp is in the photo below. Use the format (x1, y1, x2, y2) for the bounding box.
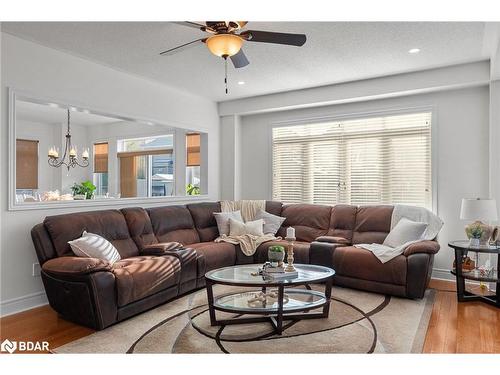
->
(460, 198, 498, 245)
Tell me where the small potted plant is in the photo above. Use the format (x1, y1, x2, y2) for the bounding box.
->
(71, 180, 97, 200)
(186, 183, 200, 195)
(268, 245, 285, 264)
(469, 225, 483, 247)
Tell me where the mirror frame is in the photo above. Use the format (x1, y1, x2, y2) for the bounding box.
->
(8, 88, 210, 211)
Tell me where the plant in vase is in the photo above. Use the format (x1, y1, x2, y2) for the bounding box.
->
(186, 183, 200, 195)
(268, 245, 285, 264)
(469, 225, 483, 247)
(71, 180, 97, 200)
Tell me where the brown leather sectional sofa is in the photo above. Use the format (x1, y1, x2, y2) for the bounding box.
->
(31, 201, 440, 330)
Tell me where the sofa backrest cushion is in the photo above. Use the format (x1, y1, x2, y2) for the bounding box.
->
(187, 202, 221, 242)
(121, 207, 157, 249)
(326, 204, 357, 242)
(352, 205, 394, 244)
(265, 201, 283, 216)
(278, 204, 332, 242)
(147, 205, 200, 245)
(43, 209, 139, 258)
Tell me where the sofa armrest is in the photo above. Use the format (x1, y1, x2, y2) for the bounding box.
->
(403, 241, 440, 257)
(315, 236, 351, 245)
(42, 257, 112, 277)
(140, 242, 183, 256)
(309, 241, 346, 268)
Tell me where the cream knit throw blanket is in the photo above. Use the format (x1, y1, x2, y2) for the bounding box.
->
(216, 200, 276, 256)
(355, 205, 443, 263)
(220, 200, 266, 222)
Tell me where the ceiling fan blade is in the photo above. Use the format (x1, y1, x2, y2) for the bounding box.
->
(159, 38, 205, 56)
(241, 30, 306, 46)
(230, 49, 250, 68)
(172, 21, 215, 33)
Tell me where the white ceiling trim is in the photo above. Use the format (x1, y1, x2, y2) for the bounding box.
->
(218, 60, 491, 116)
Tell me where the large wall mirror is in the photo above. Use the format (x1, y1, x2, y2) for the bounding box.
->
(9, 91, 208, 210)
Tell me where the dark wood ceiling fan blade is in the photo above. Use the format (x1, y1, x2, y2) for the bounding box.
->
(173, 21, 205, 30)
(241, 30, 306, 46)
(230, 49, 250, 68)
(159, 38, 206, 56)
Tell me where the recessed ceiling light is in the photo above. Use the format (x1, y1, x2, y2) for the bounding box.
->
(237, 81, 245, 85)
(408, 48, 420, 54)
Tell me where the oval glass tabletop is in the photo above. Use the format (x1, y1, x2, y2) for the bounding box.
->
(214, 289, 327, 314)
(448, 240, 500, 254)
(205, 264, 335, 286)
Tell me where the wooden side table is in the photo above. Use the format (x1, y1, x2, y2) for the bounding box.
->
(448, 240, 499, 307)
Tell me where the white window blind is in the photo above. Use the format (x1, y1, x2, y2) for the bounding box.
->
(272, 112, 432, 209)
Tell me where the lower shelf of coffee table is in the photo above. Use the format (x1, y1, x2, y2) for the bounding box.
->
(451, 269, 498, 283)
(213, 289, 327, 314)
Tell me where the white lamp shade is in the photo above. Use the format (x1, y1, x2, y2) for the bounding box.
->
(460, 198, 498, 221)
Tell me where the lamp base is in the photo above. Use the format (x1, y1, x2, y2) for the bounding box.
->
(465, 221, 494, 245)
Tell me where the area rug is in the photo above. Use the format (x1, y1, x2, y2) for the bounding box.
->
(54, 284, 434, 354)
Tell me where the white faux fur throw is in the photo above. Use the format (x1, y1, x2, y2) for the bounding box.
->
(355, 205, 443, 263)
(217, 200, 274, 255)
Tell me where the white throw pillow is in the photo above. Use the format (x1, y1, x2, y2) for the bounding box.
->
(254, 209, 286, 235)
(68, 231, 121, 264)
(383, 218, 428, 248)
(214, 210, 244, 236)
(229, 218, 264, 237)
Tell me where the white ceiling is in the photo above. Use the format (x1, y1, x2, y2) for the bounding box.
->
(2, 22, 495, 102)
(16, 100, 121, 126)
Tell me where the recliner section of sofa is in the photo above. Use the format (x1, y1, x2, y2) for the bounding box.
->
(31, 200, 440, 330)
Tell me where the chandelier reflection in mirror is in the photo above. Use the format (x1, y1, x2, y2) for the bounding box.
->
(47, 109, 89, 171)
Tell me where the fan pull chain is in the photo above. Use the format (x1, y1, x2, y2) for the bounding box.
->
(224, 56, 228, 94)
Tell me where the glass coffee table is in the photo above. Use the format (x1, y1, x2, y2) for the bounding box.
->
(205, 264, 335, 335)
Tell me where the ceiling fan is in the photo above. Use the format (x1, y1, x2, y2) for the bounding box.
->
(159, 21, 307, 93)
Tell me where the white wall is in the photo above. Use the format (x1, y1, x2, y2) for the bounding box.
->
(490, 80, 500, 203)
(0, 33, 220, 315)
(220, 115, 242, 200)
(235, 86, 490, 279)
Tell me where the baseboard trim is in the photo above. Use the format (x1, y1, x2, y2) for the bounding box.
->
(431, 267, 454, 281)
(0, 291, 48, 317)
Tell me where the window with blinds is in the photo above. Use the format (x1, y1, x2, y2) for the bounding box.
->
(272, 112, 432, 209)
(93, 142, 109, 173)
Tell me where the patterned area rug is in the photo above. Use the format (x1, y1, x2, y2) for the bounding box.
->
(54, 284, 434, 353)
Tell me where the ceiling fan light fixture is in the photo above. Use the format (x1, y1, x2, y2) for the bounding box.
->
(206, 34, 243, 57)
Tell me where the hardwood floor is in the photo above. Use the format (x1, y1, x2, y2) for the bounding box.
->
(0, 305, 94, 353)
(1, 279, 498, 353)
(423, 279, 500, 353)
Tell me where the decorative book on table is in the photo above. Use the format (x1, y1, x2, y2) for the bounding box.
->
(264, 266, 285, 273)
(265, 270, 299, 279)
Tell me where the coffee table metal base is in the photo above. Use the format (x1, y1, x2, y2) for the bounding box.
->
(205, 278, 333, 335)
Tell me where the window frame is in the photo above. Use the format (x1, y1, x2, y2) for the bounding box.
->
(269, 106, 438, 213)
